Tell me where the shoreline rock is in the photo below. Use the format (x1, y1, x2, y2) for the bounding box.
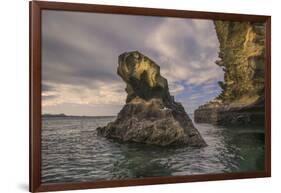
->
(194, 98, 264, 126)
(97, 51, 206, 147)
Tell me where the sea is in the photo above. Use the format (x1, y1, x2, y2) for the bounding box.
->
(41, 115, 264, 184)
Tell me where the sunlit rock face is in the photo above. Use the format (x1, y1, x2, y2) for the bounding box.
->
(194, 21, 265, 125)
(214, 21, 265, 102)
(117, 51, 172, 105)
(97, 51, 206, 147)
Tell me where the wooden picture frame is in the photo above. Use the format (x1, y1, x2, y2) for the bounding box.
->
(30, 1, 271, 192)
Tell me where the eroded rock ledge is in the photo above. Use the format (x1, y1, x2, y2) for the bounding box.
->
(97, 51, 206, 147)
(194, 21, 265, 125)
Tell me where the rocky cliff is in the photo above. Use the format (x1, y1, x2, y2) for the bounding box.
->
(194, 21, 265, 125)
(97, 51, 206, 146)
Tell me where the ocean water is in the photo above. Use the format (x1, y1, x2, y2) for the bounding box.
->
(41, 116, 265, 184)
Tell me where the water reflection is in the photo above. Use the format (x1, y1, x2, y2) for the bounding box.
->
(41, 117, 264, 184)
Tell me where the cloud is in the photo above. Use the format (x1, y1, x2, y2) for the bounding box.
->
(175, 81, 222, 114)
(169, 82, 185, 95)
(41, 10, 223, 116)
(42, 82, 126, 107)
(146, 18, 223, 85)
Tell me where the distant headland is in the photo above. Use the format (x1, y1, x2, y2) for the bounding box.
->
(42, 113, 115, 118)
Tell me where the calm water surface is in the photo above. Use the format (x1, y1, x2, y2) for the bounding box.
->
(41, 116, 264, 184)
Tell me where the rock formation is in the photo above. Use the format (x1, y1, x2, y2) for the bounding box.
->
(194, 21, 265, 125)
(97, 51, 206, 146)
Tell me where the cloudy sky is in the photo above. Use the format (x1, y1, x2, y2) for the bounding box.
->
(42, 10, 223, 116)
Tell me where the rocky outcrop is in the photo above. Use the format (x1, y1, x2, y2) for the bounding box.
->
(97, 51, 206, 146)
(194, 21, 265, 125)
(194, 97, 264, 125)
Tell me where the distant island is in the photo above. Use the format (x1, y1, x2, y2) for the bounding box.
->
(42, 113, 67, 117)
(42, 113, 116, 118)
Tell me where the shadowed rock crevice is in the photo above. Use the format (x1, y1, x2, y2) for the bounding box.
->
(97, 51, 206, 147)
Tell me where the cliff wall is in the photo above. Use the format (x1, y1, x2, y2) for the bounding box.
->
(194, 21, 265, 125)
(215, 21, 265, 104)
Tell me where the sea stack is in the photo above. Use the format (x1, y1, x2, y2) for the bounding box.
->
(194, 21, 265, 125)
(97, 51, 206, 147)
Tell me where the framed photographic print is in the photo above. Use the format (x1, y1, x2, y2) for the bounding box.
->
(30, 1, 271, 192)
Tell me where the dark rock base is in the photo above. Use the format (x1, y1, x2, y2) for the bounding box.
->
(194, 99, 264, 126)
(97, 98, 206, 147)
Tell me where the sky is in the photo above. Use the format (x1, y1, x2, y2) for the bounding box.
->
(42, 10, 223, 116)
